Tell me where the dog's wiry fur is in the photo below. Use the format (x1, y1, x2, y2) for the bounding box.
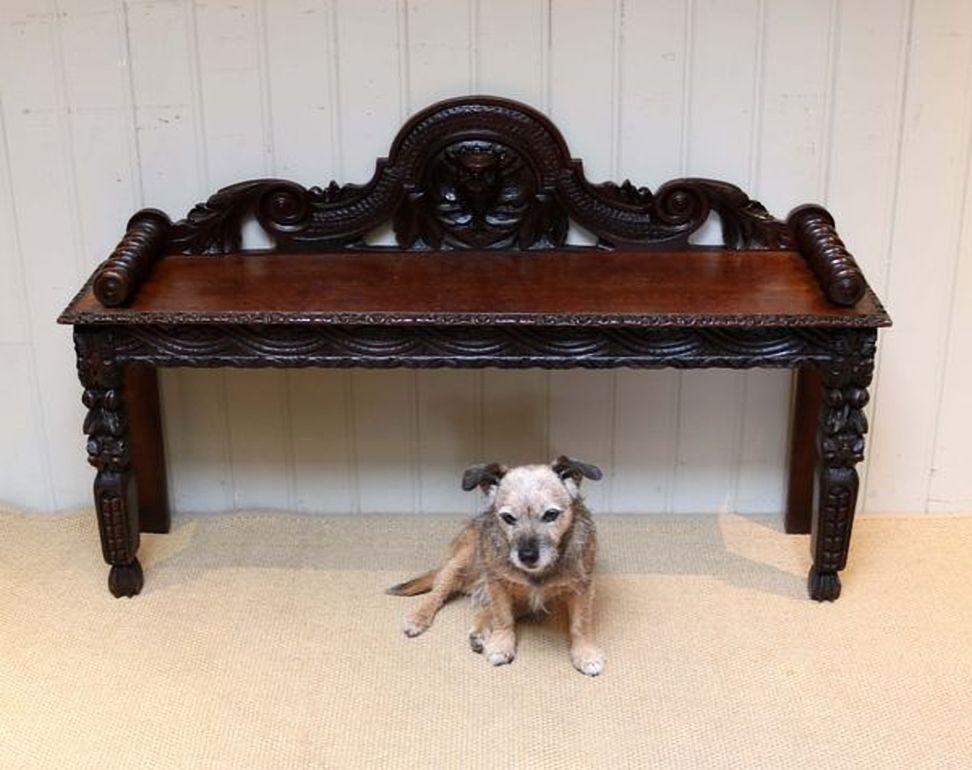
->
(387, 456, 605, 676)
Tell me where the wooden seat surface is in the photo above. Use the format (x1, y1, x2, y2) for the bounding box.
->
(61, 248, 889, 327)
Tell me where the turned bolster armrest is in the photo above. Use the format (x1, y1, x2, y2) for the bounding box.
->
(787, 205, 866, 307)
(93, 209, 171, 307)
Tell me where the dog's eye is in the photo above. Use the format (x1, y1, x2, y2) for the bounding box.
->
(541, 508, 560, 523)
(500, 512, 517, 526)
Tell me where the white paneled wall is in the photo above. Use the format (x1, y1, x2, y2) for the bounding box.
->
(2, 0, 971, 516)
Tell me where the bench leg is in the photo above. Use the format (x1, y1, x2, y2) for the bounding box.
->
(808, 331, 875, 601)
(76, 330, 143, 597)
(785, 366, 821, 534)
(125, 364, 170, 534)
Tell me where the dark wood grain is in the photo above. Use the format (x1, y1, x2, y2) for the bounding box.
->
(123, 364, 170, 534)
(64, 249, 889, 327)
(786, 366, 822, 534)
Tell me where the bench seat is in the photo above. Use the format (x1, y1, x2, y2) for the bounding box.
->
(61, 248, 887, 328)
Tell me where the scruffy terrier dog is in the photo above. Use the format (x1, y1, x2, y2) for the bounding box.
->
(387, 456, 605, 676)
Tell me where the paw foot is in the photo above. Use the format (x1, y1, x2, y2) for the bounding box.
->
(808, 566, 841, 601)
(108, 558, 143, 598)
(571, 646, 605, 677)
(486, 649, 514, 666)
(468, 629, 486, 654)
(403, 614, 431, 637)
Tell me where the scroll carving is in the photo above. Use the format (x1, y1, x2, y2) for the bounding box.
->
(88, 96, 867, 309)
(93, 209, 171, 306)
(788, 205, 866, 306)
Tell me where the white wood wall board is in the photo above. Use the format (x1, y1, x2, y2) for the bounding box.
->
(671, 0, 755, 514)
(0, 347, 52, 510)
(123, 0, 234, 513)
(611, 0, 687, 514)
(482, 371, 549, 470)
(351, 370, 418, 513)
(865, 0, 972, 513)
(161, 368, 233, 513)
(123, 0, 202, 213)
(333, 0, 405, 179)
(192, 0, 293, 512)
(0, 4, 90, 510)
(477, 2, 546, 487)
(547, 371, 615, 512)
(336, 1, 418, 514)
(545, 1, 618, 511)
(0, 98, 29, 346)
(261, 1, 353, 515)
(223, 369, 293, 510)
(405, 0, 481, 515)
(415, 371, 482, 514)
(288, 370, 355, 514)
(262, 0, 338, 182)
(476, 0, 544, 106)
(733, 0, 835, 514)
(823, 0, 911, 507)
(929, 135, 972, 513)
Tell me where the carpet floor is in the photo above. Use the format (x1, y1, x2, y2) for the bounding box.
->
(1, 509, 971, 769)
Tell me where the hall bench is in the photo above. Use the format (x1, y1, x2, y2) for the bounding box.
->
(58, 96, 890, 601)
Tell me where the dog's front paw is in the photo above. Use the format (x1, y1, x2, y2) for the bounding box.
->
(487, 649, 514, 666)
(468, 629, 487, 654)
(571, 645, 605, 676)
(484, 632, 516, 666)
(403, 612, 431, 638)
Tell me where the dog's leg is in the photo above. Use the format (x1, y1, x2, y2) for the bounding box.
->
(483, 582, 516, 666)
(566, 586, 604, 676)
(402, 554, 466, 637)
(468, 604, 490, 653)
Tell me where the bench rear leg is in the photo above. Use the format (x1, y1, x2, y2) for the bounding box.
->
(125, 364, 170, 534)
(76, 330, 143, 597)
(808, 331, 875, 601)
(786, 366, 821, 534)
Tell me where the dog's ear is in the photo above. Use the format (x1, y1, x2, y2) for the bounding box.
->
(552, 456, 602, 497)
(461, 462, 508, 494)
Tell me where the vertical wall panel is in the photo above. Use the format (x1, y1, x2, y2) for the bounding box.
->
(672, 0, 756, 513)
(825, 0, 911, 504)
(0, 90, 52, 509)
(477, 0, 544, 106)
(193, 0, 291, 510)
(0, 2, 90, 509)
(546, 0, 618, 511)
(865, 0, 972, 513)
(338, 0, 416, 512)
(406, 0, 482, 513)
(263, 0, 354, 515)
(477, 0, 547, 483)
(124, 0, 233, 513)
(735, 0, 834, 513)
(929, 142, 972, 513)
(611, 0, 688, 513)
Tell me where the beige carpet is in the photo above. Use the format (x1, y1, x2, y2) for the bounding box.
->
(1, 509, 971, 769)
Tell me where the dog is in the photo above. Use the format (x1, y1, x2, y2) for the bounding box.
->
(387, 456, 605, 676)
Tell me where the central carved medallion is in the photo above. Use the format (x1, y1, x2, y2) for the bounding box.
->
(393, 140, 567, 249)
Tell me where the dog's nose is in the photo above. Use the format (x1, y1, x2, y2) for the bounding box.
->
(518, 542, 539, 566)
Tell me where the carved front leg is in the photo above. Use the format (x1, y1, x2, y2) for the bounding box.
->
(76, 329, 143, 597)
(809, 330, 875, 601)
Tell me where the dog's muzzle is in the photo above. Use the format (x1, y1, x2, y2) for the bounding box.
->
(517, 540, 540, 567)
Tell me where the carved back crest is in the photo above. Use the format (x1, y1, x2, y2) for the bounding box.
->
(167, 96, 792, 253)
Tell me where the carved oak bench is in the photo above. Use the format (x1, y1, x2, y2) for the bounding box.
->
(58, 96, 889, 601)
